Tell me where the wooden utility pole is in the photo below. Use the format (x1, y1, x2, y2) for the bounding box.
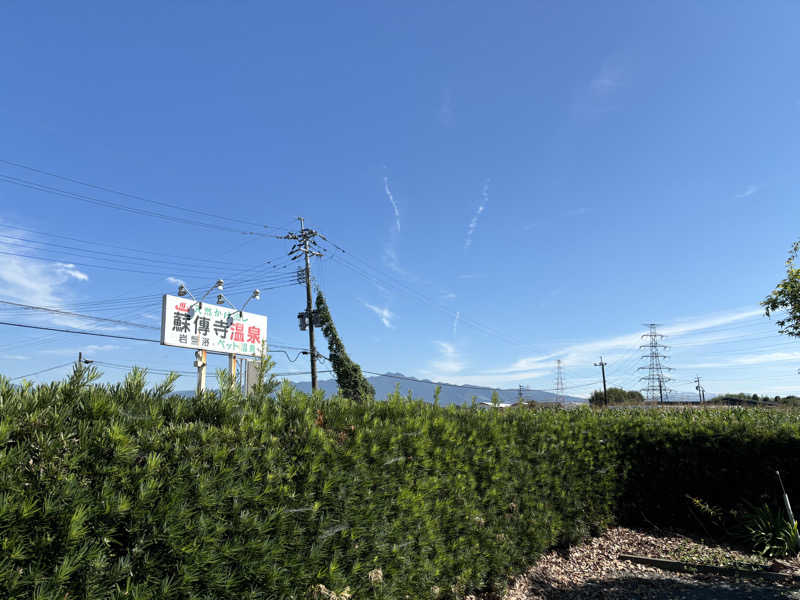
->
(283, 217, 324, 391)
(594, 356, 608, 406)
(300, 217, 317, 390)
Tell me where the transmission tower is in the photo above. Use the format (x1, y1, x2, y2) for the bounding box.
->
(638, 323, 672, 403)
(554, 359, 565, 402)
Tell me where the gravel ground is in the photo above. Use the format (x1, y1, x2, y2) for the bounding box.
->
(489, 527, 800, 599)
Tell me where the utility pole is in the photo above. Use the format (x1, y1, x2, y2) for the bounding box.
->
(694, 375, 705, 404)
(283, 217, 324, 391)
(594, 356, 608, 406)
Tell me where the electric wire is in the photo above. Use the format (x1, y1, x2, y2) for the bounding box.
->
(0, 300, 160, 330)
(0, 158, 290, 232)
(0, 174, 279, 237)
(10, 362, 75, 381)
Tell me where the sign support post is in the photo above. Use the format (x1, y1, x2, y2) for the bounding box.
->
(228, 353, 236, 378)
(195, 350, 206, 396)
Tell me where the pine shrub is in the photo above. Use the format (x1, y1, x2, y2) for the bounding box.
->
(1, 367, 799, 598)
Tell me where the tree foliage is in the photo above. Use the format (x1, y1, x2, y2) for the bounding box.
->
(763, 239, 800, 337)
(588, 387, 645, 407)
(315, 290, 375, 402)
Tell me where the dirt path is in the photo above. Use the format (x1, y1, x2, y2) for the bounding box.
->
(489, 528, 800, 599)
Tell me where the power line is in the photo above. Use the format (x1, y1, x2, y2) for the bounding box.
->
(0, 173, 279, 238)
(0, 319, 309, 355)
(326, 249, 523, 347)
(0, 248, 233, 278)
(0, 158, 289, 232)
(0, 321, 160, 343)
(10, 362, 75, 381)
(0, 224, 256, 268)
(0, 300, 160, 330)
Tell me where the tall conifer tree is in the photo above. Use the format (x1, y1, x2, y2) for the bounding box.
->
(315, 290, 375, 402)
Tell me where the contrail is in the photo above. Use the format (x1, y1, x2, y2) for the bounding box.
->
(384, 176, 400, 232)
(465, 179, 489, 249)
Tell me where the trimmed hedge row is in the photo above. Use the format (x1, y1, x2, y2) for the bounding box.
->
(0, 366, 799, 598)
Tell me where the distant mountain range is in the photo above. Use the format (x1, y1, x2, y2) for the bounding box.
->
(290, 372, 586, 405)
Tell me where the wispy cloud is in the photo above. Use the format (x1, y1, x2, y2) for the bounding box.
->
(452, 311, 460, 337)
(364, 303, 395, 328)
(166, 276, 185, 287)
(736, 185, 759, 198)
(55, 263, 88, 281)
(499, 308, 764, 374)
(675, 351, 800, 370)
(564, 207, 587, 218)
(573, 57, 627, 116)
(384, 176, 400, 232)
(1, 354, 30, 360)
(430, 341, 464, 375)
(465, 179, 490, 249)
(0, 225, 88, 312)
(589, 62, 624, 96)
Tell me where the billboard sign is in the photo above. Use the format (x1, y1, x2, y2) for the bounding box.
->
(160, 294, 267, 357)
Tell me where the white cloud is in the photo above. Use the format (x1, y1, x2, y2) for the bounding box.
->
(589, 62, 624, 96)
(465, 179, 490, 249)
(364, 303, 395, 328)
(564, 207, 587, 218)
(1, 354, 30, 360)
(676, 351, 800, 370)
(736, 185, 759, 198)
(453, 311, 460, 337)
(383, 176, 400, 232)
(55, 263, 89, 281)
(573, 57, 627, 116)
(430, 341, 464, 375)
(0, 226, 88, 310)
(499, 308, 764, 374)
(166, 276, 185, 287)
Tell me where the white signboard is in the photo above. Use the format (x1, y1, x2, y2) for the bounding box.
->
(160, 294, 267, 357)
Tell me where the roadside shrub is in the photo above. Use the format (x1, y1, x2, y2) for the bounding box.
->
(1, 367, 798, 598)
(0, 366, 620, 599)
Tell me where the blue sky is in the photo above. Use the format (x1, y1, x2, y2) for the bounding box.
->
(1, 2, 799, 398)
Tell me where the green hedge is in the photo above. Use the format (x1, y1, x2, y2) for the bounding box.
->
(607, 407, 800, 530)
(0, 367, 799, 598)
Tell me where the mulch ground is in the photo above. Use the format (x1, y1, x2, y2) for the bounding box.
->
(487, 527, 800, 599)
